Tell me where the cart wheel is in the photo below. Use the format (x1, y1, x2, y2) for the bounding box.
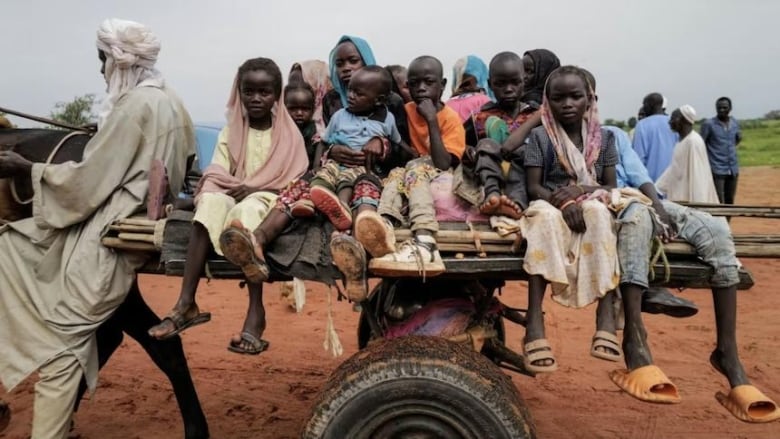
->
(302, 336, 536, 439)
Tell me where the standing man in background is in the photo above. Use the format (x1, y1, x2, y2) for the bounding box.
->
(631, 92, 678, 181)
(701, 97, 742, 205)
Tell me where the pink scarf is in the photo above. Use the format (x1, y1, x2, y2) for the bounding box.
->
(196, 73, 309, 201)
(295, 60, 332, 136)
(540, 76, 602, 185)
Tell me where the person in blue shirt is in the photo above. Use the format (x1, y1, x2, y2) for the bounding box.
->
(607, 124, 777, 420)
(631, 93, 678, 181)
(701, 97, 742, 205)
(585, 69, 778, 420)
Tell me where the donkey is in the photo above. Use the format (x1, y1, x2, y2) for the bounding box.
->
(0, 128, 209, 439)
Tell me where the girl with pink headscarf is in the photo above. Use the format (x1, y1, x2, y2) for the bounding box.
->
(519, 66, 621, 373)
(149, 57, 308, 355)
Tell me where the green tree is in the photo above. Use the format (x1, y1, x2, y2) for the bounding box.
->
(50, 94, 97, 127)
(0, 111, 14, 128)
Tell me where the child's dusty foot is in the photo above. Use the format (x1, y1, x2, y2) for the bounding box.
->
(354, 210, 396, 258)
(523, 311, 556, 370)
(523, 337, 557, 372)
(369, 235, 445, 277)
(330, 234, 369, 302)
(148, 302, 211, 340)
(593, 294, 620, 359)
(591, 330, 623, 362)
(290, 198, 315, 217)
(710, 349, 750, 388)
(480, 193, 523, 219)
(622, 322, 653, 371)
(228, 308, 268, 355)
(311, 186, 353, 230)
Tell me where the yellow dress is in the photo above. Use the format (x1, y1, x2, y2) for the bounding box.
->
(193, 126, 278, 255)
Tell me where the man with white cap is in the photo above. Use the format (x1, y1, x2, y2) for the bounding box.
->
(0, 19, 194, 438)
(656, 104, 719, 203)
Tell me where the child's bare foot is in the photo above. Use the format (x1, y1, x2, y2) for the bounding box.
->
(480, 193, 523, 219)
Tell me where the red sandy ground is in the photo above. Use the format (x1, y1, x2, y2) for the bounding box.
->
(2, 167, 780, 439)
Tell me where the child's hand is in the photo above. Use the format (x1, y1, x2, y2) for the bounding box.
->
(416, 99, 438, 122)
(550, 185, 584, 207)
(363, 137, 384, 159)
(329, 145, 365, 166)
(227, 184, 253, 202)
(562, 203, 586, 233)
(397, 140, 419, 159)
(652, 200, 676, 242)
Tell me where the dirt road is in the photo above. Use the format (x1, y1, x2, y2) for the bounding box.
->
(2, 166, 780, 439)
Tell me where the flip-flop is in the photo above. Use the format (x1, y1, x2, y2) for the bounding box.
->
(591, 330, 624, 362)
(641, 287, 698, 318)
(609, 365, 681, 404)
(523, 338, 558, 373)
(715, 384, 780, 423)
(149, 309, 212, 340)
(220, 226, 269, 284)
(227, 331, 270, 355)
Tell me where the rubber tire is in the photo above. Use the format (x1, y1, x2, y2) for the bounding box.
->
(302, 336, 536, 439)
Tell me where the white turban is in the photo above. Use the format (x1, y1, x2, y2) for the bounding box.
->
(679, 104, 697, 124)
(96, 18, 164, 127)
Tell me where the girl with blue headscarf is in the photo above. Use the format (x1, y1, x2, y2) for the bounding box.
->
(321, 35, 409, 171)
(445, 55, 494, 123)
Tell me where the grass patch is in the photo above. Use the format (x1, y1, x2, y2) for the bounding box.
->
(737, 119, 780, 167)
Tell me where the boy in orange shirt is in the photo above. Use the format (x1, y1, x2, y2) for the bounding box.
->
(353, 55, 466, 277)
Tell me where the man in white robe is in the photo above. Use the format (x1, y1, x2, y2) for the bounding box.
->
(0, 19, 194, 438)
(656, 105, 719, 204)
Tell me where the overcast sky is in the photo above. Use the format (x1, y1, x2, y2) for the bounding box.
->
(2, 0, 779, 127)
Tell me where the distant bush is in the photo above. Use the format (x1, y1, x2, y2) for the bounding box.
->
(739, 119, 767, 130)
(604, 118, 626, 129)
(765, 110, 780, 120)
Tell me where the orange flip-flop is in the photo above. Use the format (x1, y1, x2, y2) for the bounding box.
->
(609, 365, 681, 404)
(716, 384, 780, 423)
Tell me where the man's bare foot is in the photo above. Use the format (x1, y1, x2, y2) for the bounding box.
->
(147, 302, 210, 340)
(480, 193, 522, 219)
